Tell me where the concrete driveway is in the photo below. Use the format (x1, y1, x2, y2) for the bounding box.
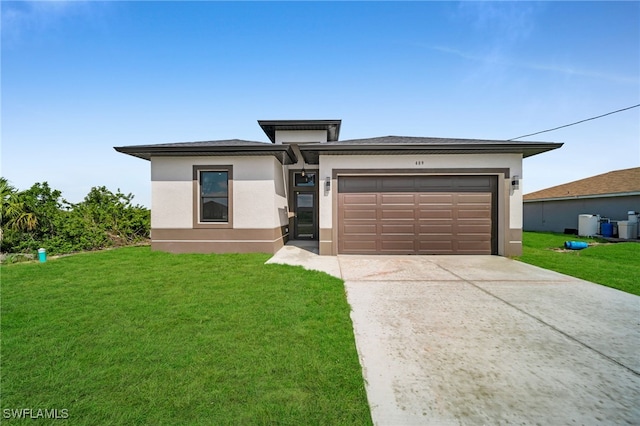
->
(341, 255, 640, 425)
(267, 246, 640, 424)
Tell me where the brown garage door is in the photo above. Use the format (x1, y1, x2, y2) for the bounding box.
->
(338, 175, 497, 255)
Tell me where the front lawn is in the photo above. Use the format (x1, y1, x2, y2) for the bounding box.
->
(1, 247, 372, 425)
(516, 232, 640, 296)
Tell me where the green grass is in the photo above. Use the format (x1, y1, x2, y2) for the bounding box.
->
(1, 247, 372, 425)
(516, 232, 640, 296)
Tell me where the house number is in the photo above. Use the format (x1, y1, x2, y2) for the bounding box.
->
(415, 161, 424, 165)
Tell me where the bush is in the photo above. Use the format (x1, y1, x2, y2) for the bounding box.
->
(1, 180, 150, 256)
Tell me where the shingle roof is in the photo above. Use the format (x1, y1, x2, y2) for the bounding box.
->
(332, 135, 534, 145)
(115, 134, 563, 165)
(524, 167, 640, 201)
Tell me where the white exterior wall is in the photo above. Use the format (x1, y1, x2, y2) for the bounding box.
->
(275, 130, 327, 144)
(319, 153, 523, 229)
(151, 156, 286, 229)
(318, 154, 522, 254)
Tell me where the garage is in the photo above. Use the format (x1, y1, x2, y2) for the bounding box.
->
(338, 175, 497, 255)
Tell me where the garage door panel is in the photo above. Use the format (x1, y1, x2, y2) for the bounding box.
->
(380, 177, 415, 191)
(381, 224, 416, 235)
(338, 176, 497, 255)
(343, 209, 377, 220)
(458, 225, 492, 235)
(341, 193, 377, 205)
(457, 241, 493, 254)
(456, 176, 495, 190)
(419, 224, 454, 234)
(418, 194, 454, 204)
(339, 177, 379, 192)
(458, 193, 491, 203)
(380, 193, 415, 204)
(417, 241, 454, 253)
(341, 240, 377, 252)
(381, 209, 415, 219)
(381, 240, 415, 251)
(458, 205, 491, 215)
(415, 176, 456, 191)
(342, 223, 377, 235)
(456, 232, 492, 240)
(418, 209, 454, 219)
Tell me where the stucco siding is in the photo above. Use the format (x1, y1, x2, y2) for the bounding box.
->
(150, 156, 281, 230)
(318, 154, 522, 228)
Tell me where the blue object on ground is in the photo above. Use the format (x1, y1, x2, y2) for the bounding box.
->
(564, 241, 588, 250)
(38, 248, 47, 262)
(601, 222, 614, 237)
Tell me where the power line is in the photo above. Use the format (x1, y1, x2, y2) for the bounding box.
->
(508, 104, 640, 141)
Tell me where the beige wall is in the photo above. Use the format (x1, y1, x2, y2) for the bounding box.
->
(151, 156, 287, 230)
(318, 153, 523, 256)
(150, 152, 524, 256)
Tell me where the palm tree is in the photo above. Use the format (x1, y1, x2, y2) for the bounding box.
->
(0, 178, 38, 243)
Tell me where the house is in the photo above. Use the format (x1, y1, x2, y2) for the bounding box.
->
(114, 119, 562, 256)
(523, 167, 640, 234)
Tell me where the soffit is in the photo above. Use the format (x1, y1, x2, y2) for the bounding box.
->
(298, 137, 563, 164)
(114, 139, 298, 164)
(258, 120, 342, 143)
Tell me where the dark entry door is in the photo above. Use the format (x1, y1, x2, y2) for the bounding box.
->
(294, 191, 317, 239)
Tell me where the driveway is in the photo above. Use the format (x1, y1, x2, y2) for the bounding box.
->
(267, 247, 640, 424)
(340, 255, 640, 425)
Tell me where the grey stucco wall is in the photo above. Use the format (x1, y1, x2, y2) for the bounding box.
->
(523, 195, 640, 233)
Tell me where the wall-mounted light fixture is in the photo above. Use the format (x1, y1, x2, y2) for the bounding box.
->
(325, 177, 331, 192)
(511, 175, 520, 190)
(301, 166, 306, 177)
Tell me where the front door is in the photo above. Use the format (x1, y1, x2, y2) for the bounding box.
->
(294, 191, 317, 239)
(291, 171, 318, 240)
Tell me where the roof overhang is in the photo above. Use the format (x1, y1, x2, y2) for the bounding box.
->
(258, 119, 342, 143)
(114, 141, 298, 164)
(524, 191, 640, 203)
(298, 141, 563, 164)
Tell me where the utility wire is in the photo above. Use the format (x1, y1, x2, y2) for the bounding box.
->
(508, 104, 640, 141)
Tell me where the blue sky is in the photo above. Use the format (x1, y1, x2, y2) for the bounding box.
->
(2, 1, 638, 208)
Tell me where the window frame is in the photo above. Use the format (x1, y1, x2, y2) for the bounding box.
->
(193, 165, 233, 229)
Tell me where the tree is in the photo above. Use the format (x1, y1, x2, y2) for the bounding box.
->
(0, 177, 38, 235)
(1, 180, 150, 256)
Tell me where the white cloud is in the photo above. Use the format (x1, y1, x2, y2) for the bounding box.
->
(430, 45, 637, 85)
(1, 1, 100, 47)
(454, 1, 539, 44)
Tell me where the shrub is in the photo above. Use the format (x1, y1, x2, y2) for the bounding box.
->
(1, 180, 150, 256)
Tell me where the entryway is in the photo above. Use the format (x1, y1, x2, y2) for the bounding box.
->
(290, 170, 318, 240)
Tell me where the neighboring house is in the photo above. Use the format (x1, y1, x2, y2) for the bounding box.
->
(523, 167, 640, 233)
(115, 119, 561, 256)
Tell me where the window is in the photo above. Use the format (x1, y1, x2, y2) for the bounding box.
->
(193, 165, 232, 226)
(294, 172, 316, 187)
(200, 171, 228, 221)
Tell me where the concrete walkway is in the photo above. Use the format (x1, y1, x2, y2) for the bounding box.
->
(267, 245, 640, 425)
